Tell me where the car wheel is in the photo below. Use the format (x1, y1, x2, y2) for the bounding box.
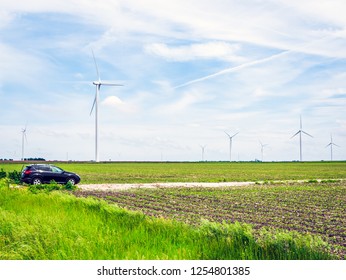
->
(32, 178, 42, 185)
(67, 178, 76, 185)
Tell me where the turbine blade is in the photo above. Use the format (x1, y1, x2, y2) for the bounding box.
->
(302, 131, 313, 138)
(290, 131, 300, 139)
(91, 49, 100, 81)
(224, 131, 231, 137)
(100, 82, 123, 86)
(325, 143, 332, 148)
(231, 132, 239, 138)
(90, 95, 96, 115)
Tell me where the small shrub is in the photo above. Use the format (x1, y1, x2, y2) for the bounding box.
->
(308, 179, 318, 183)
(0, 169, 6, 179)
(8, 170, 21, 184)
(28, 180, 62, 194)
(64, 181, 77, 191)
(27, 180, 77, 193)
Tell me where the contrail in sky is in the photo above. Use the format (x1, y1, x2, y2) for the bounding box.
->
(174, 49, 292, 89)
(173, 33, 336, 89)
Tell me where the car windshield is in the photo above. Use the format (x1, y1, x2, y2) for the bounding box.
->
(51, 166, 63, 173)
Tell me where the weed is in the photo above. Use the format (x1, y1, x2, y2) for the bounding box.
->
(27, 180, 77, 194)
(7, 170, 21, 184)
(0, 169, 6, 179)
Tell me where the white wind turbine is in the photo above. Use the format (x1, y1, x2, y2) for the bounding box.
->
(200, 145, 206, 161)
(290, 116, 313, 162)
(21, 125, 28, 161)
(259, 140, 268, 162)
(325, 134, 339, 161)
(224, 131, 239, 162)
(89, 50, 123, 162)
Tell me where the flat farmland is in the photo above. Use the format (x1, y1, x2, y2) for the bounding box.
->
(76, 181, 346, 259)
(1, 161, 346, 184)
(2, 161, 346, 259)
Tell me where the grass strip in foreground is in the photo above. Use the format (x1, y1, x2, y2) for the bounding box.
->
(0, 183, 335, 260)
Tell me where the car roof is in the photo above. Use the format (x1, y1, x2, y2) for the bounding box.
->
(27, 164, 52, 168)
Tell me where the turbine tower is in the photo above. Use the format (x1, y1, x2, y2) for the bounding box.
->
(290, 116, 312, 162)
(325, 134, 339, 161)
(259, 141, 268, 162)
(225, 131, 239, 162)
(90, 50, 123, 162)
(21, 125, 27, 161)
(200, 145, 206, 161)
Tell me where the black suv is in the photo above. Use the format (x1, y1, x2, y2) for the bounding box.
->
(21, 164, 81, 185)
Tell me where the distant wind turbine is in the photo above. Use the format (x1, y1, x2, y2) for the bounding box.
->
(326, 134, 340, 161)
(21, 125, 28, 161)
(259, 141, 268, 162)
(225, 131, 239, 162)
(89, 50, 123, 162)
(200, 145, 206, 161)
(290, 116, 313, 162)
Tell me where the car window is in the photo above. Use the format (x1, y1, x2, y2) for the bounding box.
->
(51, 166, 63, 173)
(38, 165, 50, 171)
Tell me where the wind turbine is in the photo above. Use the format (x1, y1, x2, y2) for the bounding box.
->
(224, 131, 239, 162)
(21, 125, 28, 161)
(290, 116, 313, 162)
(325, 134, 339, 161)
(259, 141, 268, 162)
(200, 145, 206, 161)
(89, 50, 123, 162)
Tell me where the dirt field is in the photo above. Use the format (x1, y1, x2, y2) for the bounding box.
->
(77, 181, 255, 191)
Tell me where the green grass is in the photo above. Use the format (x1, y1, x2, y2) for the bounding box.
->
(1, 161, 346, 184)
(0, 180, 335, 260)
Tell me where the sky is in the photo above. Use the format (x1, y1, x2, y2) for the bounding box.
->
(0, 0, 345, 162)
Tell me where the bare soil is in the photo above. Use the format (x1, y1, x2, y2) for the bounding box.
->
(77, 181, 255, 191)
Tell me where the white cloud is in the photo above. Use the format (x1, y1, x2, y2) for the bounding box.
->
(101, 95, 136, 113)
(102, 95, 124, 106)
(0, 43, 47, 86)
(145, 42, 243, 62)
(0, 11, 14, 28)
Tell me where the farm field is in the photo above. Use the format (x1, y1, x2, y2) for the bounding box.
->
(1, 161, 346, 184)
(1, 161, 345, 259)
(0, 180, 339, 260)
(75, 181, 346, 259)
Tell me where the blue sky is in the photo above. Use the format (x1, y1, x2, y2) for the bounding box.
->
(1, 0, 345, 161)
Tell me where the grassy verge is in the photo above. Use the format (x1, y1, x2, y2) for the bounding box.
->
(0, 180, 335, 260)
